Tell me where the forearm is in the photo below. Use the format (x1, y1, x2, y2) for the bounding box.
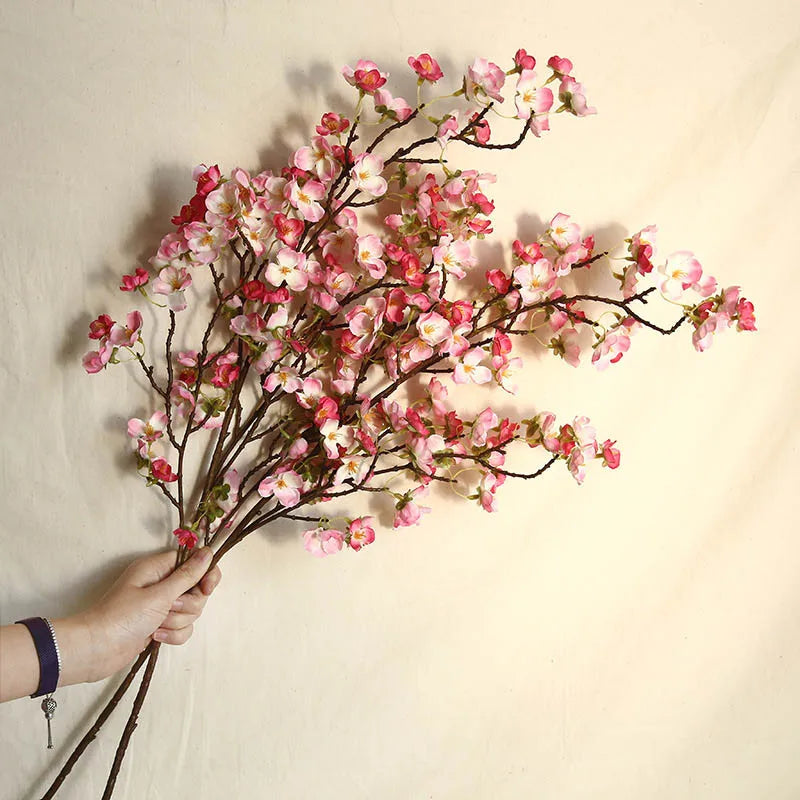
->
(0, 615, 96, 702)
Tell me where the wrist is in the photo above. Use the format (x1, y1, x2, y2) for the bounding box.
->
(50, 613, 105, 686)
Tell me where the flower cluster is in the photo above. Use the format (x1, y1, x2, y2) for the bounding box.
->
(82, 51, 755, 558)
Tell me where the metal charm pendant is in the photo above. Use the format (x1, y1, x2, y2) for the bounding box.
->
(41, 694, 57, 749)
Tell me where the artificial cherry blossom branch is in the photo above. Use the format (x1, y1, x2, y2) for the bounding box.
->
(68, 49, 756, 799)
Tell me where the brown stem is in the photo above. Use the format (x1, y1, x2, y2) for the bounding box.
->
(101, 642, 161, 800)
(39, 650, 150, 799)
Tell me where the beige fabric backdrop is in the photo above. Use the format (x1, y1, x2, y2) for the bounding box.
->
(1, 1, 799, 798)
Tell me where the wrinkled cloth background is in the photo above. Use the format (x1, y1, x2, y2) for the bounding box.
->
(1, 1, 799, 798)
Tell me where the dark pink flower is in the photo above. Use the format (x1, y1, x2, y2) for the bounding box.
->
(736, 298, 757, 331)
(120, 267, 149, 292)
(486, 269, 511, 294)
(242, 280, 267, 302)
(151, 458, 178, 483)
(316, 112, 350, 136)
(600, 439, 621, 469)
(193, 163, 221, 196)
(273, 212, 305, 248)
(354, 68, 386, 94)
(408, 53, 443, 82)
(347, 517, 376, 551)
(88, 314, 114, 340)
(173, 528, 198, 549)
(211, 362, 240, 389)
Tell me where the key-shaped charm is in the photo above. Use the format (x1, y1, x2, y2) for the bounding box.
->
(41, 694, 57, 749)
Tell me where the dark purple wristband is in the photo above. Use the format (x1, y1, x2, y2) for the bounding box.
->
(15, 616, 61, 698)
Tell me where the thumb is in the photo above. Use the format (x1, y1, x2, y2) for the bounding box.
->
(149, 546, 213, 602)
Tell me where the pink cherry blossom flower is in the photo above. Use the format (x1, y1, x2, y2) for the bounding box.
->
(718, 285, 740, 316)
(264, 365, 302, 394)
(736, 298, 757, 331)
(173, 528, 198, 549)
(629, 225, 657, 274)
(454, 348, 492, 385)
(416, 311, 452, 347)
(310, 289, 339, 314)
(465, 57, 506, 104)
(151, 232, 188, 269)
(495, 356, 523, 394)
(88, 314, 114, 340)
(257, 174, 288, 212)
(326, 269, 355, 297)
(293, 136, 339, 183)
(526, 411, 560, 452)
(658, 251, 703, 299)
(152, 266, 192, 312)
(296, 377, 323, 410)
(436, 111, 462, 148)
(320, 419, 354, 458)
(512, 239, 543, 265)
(127, 411, 168, 443)
(566, 445, 587, 484)
(192, 163, 221, 196)
(342, 60, 387, 88)
(207, 358, 238, 389)
(547, 213, 581, 250)
(351, 153, 387, 198)
(303, 527, 344, 557)
(408, 53, 443, 82)
(205, 181, 240, 222)
(513, 258, 555, 304)
(287, 438, 309, 460)
(258, 469, 303, 507)
(314, 396, 340, 427)
(183, 221, 226, 264)
(477, 471, 500, 512)
(433, 235, 475, 279)
(599, 439, 620, 469)
(265, 305, 289, 330)
(592, 331, 631, 370)
(551, 328, 581, 367)
(251, 338, 284, 373)
(514, 48, 536, 71)
(406, 337, 433, 363)
(82, 343, 113, 374)
(287, 179, 326, 222)
(373, 88, 414, 122)
(151, 458, 178, 483)
(558, 76, 596, 116)
(470, 407, 499, 448)
(491, 330, 512, 365)
(265, 247, 308, 291)
(348, 517, 376, 551)
(108, 311, 143, 348)
(316, 112, 350, 136)
(335, 455, 369, 486)
(514, 71, 553, 120)
(692, 311, 730, 352)
(120, 267, 149, 292)
(355, 234, 386, 278)
(210, 468, 241, 523)
(273, 212, 305, 248)
(695, 273, 718, 298)
(410, 433, 445, 478)
(230, 313, 269, 343)
(167, 379, 194, 418)
(393, 486, 431, 528)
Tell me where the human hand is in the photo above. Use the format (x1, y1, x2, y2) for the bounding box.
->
(56, 546, 221, 685)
